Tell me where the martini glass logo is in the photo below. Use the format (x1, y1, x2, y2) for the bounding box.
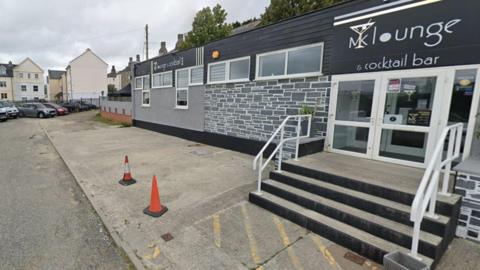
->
(349, 19, 375, 49)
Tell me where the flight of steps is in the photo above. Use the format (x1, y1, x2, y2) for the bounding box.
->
(249, 161, 461, 269)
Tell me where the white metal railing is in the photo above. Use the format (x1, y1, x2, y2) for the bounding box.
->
(253, 115, 312, 194)
(410, 123, 463, 259)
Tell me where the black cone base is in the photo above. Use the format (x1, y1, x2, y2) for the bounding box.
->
(143, 206, 168, 218)
(119, 179, 137, 186)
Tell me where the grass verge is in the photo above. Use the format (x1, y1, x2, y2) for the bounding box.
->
(92, 113, 131, 127)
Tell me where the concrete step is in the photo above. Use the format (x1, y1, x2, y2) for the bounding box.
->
(270, 170, 451, 238)
(282, 161, 460, 217)
(262, 179, 444, 260)
(249, 191, 434, 268)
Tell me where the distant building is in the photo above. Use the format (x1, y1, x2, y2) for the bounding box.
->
(0, 62, 15, 101)
(66, 48, 108, 100)
(47, 70, 67, 101)
(107, 65, 121, 91)
(12, 58, 46, 101)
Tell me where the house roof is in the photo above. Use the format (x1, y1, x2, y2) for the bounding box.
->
(231, 20, 261, 36)
(110, 83, 131, 97)
(48, 69, 66, 79)
(68, 48, 108, 67)
(0, 63, 16, 77)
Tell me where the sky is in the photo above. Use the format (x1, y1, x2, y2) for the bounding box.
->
(0, 0, 269, 74)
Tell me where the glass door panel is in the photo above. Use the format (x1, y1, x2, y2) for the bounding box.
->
(375, 74, 441, 166)
(330, 79, 377, 157)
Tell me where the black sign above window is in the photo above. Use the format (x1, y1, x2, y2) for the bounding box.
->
(331, 0, 480, 74)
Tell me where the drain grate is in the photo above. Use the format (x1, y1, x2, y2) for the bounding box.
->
(161, 233, 174, 242)
(344, 251, 366, 265)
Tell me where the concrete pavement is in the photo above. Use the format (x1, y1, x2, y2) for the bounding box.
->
(38, 111, 383, 270)
(0, 117, 132, 269)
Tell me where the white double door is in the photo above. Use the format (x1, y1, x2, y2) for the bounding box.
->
(327, 69, 449, 168)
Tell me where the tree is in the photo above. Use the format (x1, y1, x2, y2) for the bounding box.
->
(260, 0, 344, 26)
(179, 4, 233, 50)
(107, 84, 117, 96)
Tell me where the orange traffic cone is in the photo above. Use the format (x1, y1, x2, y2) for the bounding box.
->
(144, 175, 168, 217)
(119, 155, 137, 186)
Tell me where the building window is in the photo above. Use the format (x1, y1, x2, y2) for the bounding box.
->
(1, 93, 7, 99)
(190, 66, 203, 85)
(0, 66, 6, 75)
(35, 74, 39, 79)
(256, 43, 324, 80)
(21, 85, 27, 91)
(22, 97, 27, 101)
(152, 71, 172, 88)
(0, 81, 6, 87)
(28, 73, 31, 79)
(33, 85, 39, 92)
(135, 75, 150, 90)
(19, 73, 23, 78)
(176, 69, 189, 108)
(208, 56, 250, 84)
(142, 90, 150, 107)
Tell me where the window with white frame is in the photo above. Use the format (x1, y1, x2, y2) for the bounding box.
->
(1, 93, 7, 99)
(35, 74, 39, 79)
(190, 66, 203, 85)
(33, 85, 38, 92)
(142, 90, 150, 106)
(28, 73, 31, 79)
(19, 73, 23, 78)
(0, 81, 6, 87)
(152, 71, 172, 88)
(0, 66, 6, 75)
(208, 57, 250, 84)
(135, 75, 150, 90)
(257, 43, 323, 79)
(175, 69, 189, 108)
(21, 85, 27, 91)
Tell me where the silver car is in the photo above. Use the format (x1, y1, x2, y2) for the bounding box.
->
(0, 101, 19, 118)
(18, 103, 56, 118)
(0, 104, 7, 122)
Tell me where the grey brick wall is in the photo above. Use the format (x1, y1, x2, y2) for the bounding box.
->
(455, 172, 480, 242)
(204, 76, 330, 159)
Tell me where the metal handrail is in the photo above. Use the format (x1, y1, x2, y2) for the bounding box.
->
(253, 115, 312, 194)
(410, 123, 463, 259)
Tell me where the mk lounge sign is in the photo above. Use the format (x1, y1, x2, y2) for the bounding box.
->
(331, 0, 480, 74)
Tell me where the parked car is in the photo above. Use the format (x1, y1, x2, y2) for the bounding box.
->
(58, 102, 76, 112)
(58, 101, 89, 112)
(0, 104, 8, 122)
(18, 103, 56, 118)
(43, 103, 69, 116)
(0, 101, 19, 118)
(80, 101, 98, 110)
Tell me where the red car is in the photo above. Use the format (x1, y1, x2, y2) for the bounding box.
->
(43, 103, 69, 115)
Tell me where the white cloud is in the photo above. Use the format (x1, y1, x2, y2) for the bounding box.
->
(0, 0, 268, 73)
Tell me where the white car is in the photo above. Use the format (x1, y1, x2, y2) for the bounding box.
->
(0, 105, 8, 122)
(0, 101, 19, 118)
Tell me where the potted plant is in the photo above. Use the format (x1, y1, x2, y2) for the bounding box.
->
(299, 104, 315, 137)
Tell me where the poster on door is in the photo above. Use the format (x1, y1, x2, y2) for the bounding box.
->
(387, 79, 401, 93)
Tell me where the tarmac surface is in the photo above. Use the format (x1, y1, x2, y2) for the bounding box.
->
(0, 116, 133, 269)
(4, 111, 479, 270)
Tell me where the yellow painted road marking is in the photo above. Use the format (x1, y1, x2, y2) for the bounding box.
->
(310, 234, 337, 268)
(273, 216, 304, 270)
(213, 213, 221, 248)
(240, 204, 264, 270)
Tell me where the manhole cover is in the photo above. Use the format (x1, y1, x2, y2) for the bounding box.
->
(161, 233, 174, 242)
(344, 251, 366, 265)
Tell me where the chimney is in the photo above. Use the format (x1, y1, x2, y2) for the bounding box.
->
(128, 57, 133, 64)
(175, 34, 184, 50)
(8, 61, 12, 67)
(136, 54, 140, 62)
(159, 42, 168, 56)
(111, 65, 116, 75)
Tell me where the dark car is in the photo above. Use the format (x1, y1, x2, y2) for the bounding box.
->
(59, 101, 89, 112)
(43, 103, 69, 116)
(58, 102, 76, 112)
(81, 101, 98, 110)
(18, 103, 56, 118)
